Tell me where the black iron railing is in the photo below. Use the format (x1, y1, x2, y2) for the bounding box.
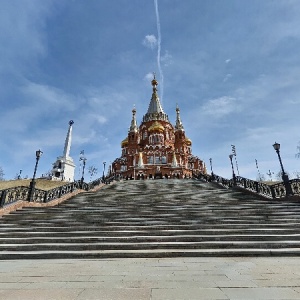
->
(0, 176, 115, 208)
(196, 173, 300, 199)
(0, 186, 30, 207)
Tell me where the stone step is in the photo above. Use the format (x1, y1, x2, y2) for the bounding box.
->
(1, 227, 300, 235)
(0, 248, 300, 259)
(0, 241, 299, 252)
(1, 179, 300, 258)
(0, 234, 300, 243)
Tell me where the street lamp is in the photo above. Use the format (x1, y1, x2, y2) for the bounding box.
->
(209, 158, 215, 181)
(209, 158, 214, 176)
(272, 142, 293, 196)
(28, 149, 43, 202)
(103, 161, 106, 181)
(80, 156, 87, 187)
(229, 154, 236, 185)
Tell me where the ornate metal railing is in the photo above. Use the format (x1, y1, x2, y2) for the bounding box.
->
(235, 176, 274, 198)
(0, 176, 115, 208)
(0, 186, 30, 207)
(196, 173, 300, 199)
(290, 179, 300, 195)
(196, 173, 235, 189)
(44, 182, 79, 203)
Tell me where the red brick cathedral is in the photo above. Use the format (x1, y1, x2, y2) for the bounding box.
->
(112, 76, 206, 179)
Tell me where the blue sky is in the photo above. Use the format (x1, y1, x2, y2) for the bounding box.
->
(1, 0, 300, 181)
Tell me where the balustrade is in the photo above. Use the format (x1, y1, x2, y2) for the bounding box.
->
(0, 176, 115, 208)
(196, 173, 300, 199)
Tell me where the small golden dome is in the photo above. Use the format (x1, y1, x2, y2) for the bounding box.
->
(121, 137, 128, 147)
(151, 78, 158, 86)
(185, 137, 192, 146)
(151, 73, 158, 87)
(148, 121, 164, 132)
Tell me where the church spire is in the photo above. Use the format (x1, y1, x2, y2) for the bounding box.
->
(147, 74, 164, 114)
(129, 107, 138, 132)
(143, 74, 169, 122)
(63, 120, 74, 158)
(175, 104, 184, 131)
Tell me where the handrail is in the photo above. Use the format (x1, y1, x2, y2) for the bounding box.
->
(196, 173, 300, 199)
(0, 176, 115, 208)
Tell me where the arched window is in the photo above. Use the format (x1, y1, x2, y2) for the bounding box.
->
(147, 156, 154, 164)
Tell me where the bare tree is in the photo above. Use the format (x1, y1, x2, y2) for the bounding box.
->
(0, 167, 4, 181)
(292, 171, 300, 179)
(256, 174, 266, 182)
(275, 170, 290, 181)
(296, 142, 300, 158)
(266, 170, 274, 181)
(88, 166, 98, 182)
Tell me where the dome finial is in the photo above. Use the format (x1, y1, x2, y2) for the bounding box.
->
(151, 72, 158, 90)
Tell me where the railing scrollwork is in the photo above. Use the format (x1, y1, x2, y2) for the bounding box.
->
(0, 176, 115, 208)
(196, 173, 300, 200)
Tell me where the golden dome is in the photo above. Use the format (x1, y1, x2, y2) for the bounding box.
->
(121, 137, 128, 147)
(148, 121, 164, 133)
(185, 137, 192, 146)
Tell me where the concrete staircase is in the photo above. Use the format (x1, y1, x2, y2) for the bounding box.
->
(0, 179, 300, 259)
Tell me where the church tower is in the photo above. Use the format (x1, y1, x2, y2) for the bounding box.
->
(51, 120, 76, 182)
(112, 76, 205, 179)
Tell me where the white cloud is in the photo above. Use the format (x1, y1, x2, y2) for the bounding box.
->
(142, 34, 157, 49)
(225, 59, 231, 64)
(21, 81, 76, 108)
(161, 50, 173, 66)
(202, 96, 239, 117)
(144, 72, 154, 81)
(223, 73, 232, 82)
(95, 115, 107, 124)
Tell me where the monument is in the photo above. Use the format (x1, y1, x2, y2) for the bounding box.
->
(51, 120, 75, 182)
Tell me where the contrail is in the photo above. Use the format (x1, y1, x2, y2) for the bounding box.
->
(154, 0, 164, 104)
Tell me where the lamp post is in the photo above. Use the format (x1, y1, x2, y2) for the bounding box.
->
(103, 161, 106, 181)
(229, 154, 236, 185)
(209, 158, 213, 174)
(109, 161, 112, 176)
(209, 158, 215, 181)
(80, 157, 87, 187)
(272, 142, 293, 196)
(28, 150, 43, 202)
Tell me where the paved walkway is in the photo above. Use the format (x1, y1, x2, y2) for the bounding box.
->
(0, 257, 300, 299)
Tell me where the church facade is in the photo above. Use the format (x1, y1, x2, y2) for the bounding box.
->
(112, 76, 206, 179)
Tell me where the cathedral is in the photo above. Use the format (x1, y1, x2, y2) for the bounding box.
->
(112, 76, 206, 179)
